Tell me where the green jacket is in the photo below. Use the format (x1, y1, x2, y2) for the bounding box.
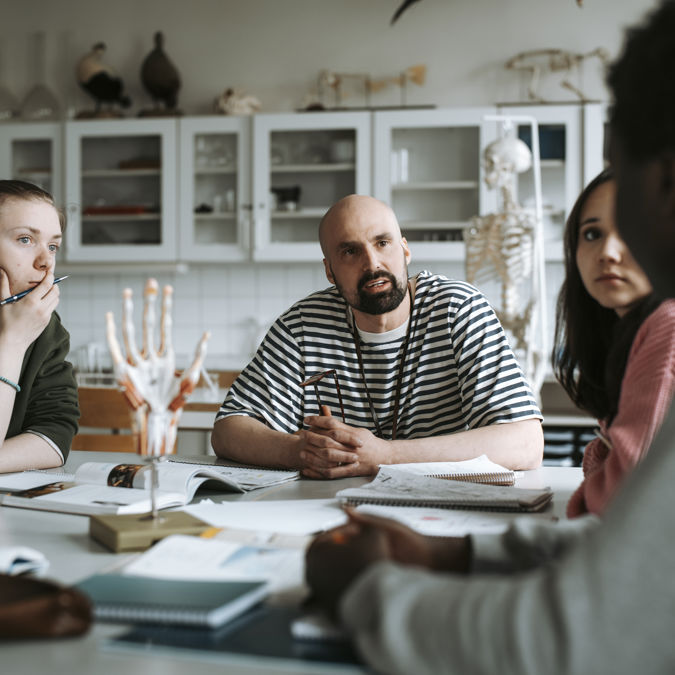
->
(7, 313, 80, 461)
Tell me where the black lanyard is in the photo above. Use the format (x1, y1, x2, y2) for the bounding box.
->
(350, 283, 416, 440)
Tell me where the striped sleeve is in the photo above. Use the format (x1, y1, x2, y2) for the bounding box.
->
(216, 312, 306, 433)
(450, 287, 541, 427)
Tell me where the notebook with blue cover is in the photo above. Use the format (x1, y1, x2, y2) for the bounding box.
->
(76, 574, 269, 629)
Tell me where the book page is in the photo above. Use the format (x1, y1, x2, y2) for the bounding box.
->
(168, 458, 300, 490)
(0, 470, 74, 491)
(74, 462, 146, 489)
(122, 534, 303, 592)
(4, 483, 185, 515)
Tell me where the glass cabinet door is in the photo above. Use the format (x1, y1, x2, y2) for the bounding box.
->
(497, 104, 584, 262)
(65, 119, 177, 262)
(0, 121, 62, 202)
(252, 111, 371, 261)
(0, 122, 63, 262)
(373, 108, 498, 261)
(179, 116, 251, 262)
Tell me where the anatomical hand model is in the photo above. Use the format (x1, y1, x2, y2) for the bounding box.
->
(106, 278, 210, 457)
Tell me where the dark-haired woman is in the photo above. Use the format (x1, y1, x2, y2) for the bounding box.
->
(0, 180, 78, 472)
(553, 169, 675, 517)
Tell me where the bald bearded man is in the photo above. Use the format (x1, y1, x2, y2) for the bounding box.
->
(212, 195, 543, 477)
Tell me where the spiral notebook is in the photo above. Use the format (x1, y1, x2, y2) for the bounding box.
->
(386, 455, 516, 486)
(76, 574, 269, 628)
(337, 467, 552, 513)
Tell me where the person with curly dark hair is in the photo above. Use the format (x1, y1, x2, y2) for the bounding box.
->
(305, 3, 675, 672)
(552, 168, 675, 517)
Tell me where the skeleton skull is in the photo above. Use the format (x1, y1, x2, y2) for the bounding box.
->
(483, 136, 532, 190)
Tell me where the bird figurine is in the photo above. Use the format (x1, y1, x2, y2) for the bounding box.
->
(140, 32, 181, 115)
(76, 42, 131, 117)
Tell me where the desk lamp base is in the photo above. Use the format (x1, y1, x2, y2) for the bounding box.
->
(89, 511, 213, 552)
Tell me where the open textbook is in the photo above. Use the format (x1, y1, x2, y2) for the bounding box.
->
(337, 465, 552, 513)
(0, 461, 299, 517)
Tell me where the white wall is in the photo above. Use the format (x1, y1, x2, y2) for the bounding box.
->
(3, 0, 655, 370)
(4, 0, 654, 115)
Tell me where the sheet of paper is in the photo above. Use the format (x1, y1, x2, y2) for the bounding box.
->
(386, 454, 513, 477)
(354, 504, 555, 537)
(122, 534, 304, 592)
(184, 499, 348, 536)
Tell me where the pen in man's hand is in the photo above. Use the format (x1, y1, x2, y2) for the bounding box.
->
(0, 275, 69, 306)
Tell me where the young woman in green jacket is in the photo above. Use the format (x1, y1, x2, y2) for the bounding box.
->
(0, 180, 78, 472)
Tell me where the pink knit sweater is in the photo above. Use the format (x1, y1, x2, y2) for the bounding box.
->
(567, 299, 675, 518)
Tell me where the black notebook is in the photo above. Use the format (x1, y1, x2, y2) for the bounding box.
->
(76, 574, 269, 629)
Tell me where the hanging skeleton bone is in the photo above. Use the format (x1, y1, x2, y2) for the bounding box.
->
(464, 132, 546, 397)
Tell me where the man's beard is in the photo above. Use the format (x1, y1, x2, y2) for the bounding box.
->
(333, 265, 408, 316)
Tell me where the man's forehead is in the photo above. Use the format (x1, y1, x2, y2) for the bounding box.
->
(326, 217, 400, 249)
(334, 230, 396, 248)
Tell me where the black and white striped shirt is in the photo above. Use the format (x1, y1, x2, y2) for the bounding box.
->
(217, 271, 542, 438)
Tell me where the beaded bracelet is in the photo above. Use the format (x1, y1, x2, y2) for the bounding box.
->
(0, 375, 20, 393)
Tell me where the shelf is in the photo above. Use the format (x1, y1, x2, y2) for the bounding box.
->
(15, 170, 52, 177)
(401, 220, 466, 231)
(194, 167, 237, 175)
(540, 159, 565, 169)
(194, 212, 237, 219)
(82, 213, 160, 222)
(57, 261, 190, 275)
(407, 241, 466, 261)
(392, 180, 479, 190)
(271, 163, 355, 173)
(271, 208, 327, 218)
(82, 168, 161, 178)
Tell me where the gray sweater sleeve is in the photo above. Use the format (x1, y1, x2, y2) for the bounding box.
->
(470, 513, 599, 574)
(340, 407, 675, 675)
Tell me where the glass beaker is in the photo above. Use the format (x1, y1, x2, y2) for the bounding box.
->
(21, 32, 61, 121)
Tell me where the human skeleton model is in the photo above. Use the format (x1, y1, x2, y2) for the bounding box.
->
(105, 278, 210, 458)
(464, 135, 546, 396)
(506, 47, 610, 102)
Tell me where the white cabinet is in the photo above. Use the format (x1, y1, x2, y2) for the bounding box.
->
(178, 116, 251, 262)
(373, 107, 498, 261)
(3, 106, 605, 266)
(64, 119, 177, 262)
(497, 103, 606, 261)
(251, 112, 371, 261)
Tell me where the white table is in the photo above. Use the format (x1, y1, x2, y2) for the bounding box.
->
(0, 452, 582, 674)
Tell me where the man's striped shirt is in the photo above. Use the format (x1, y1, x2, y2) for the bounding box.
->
(217, 271, 542, 438)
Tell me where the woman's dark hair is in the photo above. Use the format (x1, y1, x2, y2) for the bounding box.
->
(0, 179, 66, 232)
(552, 167, 660, 422)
